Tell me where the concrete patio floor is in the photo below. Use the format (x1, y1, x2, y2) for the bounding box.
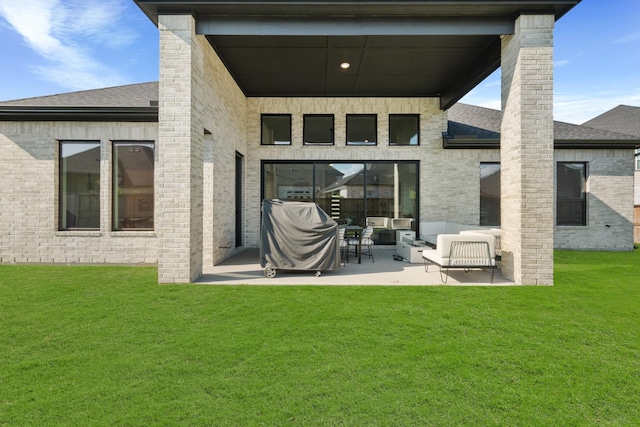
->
(198, 248, 513, 286)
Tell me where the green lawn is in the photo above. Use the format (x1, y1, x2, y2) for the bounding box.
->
(1, 251, 639, 426)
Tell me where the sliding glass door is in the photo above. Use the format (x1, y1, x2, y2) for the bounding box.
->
(262, 161, 418, 243)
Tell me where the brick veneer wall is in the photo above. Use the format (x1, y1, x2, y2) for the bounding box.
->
(500, 15, 555, 285)
(243, 97, 501, 248)
(0, 122, 158, 264)
(158, 14, 248, 282)
(554, 149, 634, 250)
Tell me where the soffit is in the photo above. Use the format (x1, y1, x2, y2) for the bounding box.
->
(134, 1, 580, 109)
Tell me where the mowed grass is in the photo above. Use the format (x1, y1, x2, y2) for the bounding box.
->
(1, 251, 638, 426)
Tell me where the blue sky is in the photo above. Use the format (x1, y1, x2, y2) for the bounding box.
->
(0, 0, 639, 124)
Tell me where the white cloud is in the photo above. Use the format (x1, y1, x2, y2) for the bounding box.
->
(554, 90, 640, 124)
(0, 0, 137, 91)
(614, 32, 640, 44)
(554, 60, 570, 67)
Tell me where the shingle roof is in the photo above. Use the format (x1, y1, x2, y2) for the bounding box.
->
(0, 82, 638, 147)
(447, 103, 640, 144)
(582, 105, 640, 138)
(0, 82, 158, 107)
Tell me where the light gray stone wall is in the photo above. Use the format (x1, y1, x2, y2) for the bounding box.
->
(243, 97, 500, 248)
(199, 34, 247, 268)
(500, 14, 555, 285)
(555, 149, 634, 250)
(0, 121, 158, 264)
(159, 14, 247, 280)
(158, 14, 204, 283)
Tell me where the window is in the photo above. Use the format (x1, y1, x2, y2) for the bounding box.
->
(113, 142, 155, 230)
(262, 161, 418, 244)
(304, 115, 334, 145)
(261, 114, 291, 145)
(59, 141, 101, 230)
(557, 162, 587, 226)
(480, 163, 500, 226)
(636, 149, 640, 170)
(389, 114, 419, 146)
(347, 114, 377, 145)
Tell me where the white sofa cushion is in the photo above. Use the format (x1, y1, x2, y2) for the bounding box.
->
(422, 233, 496, 267)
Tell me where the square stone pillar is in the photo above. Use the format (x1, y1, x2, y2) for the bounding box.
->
(157, 14, 204, 283)
(500, 15, 555, 285)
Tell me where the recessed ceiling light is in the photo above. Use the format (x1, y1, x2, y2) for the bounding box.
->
(340, 62, 351, 69)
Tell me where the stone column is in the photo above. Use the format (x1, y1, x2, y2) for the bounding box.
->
(500, 14, 555, 285)
(157, 14, 204, 283)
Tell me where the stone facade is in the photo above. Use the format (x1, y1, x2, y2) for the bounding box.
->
(243, 97, 502, 248)
(555, 149, 634, 250)
(1, 13, 635, 285)
(500, 15, 555, 285)
(0, 122, 158, 264)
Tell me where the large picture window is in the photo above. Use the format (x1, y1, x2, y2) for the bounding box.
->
(480, 163, 500, 226)
(262, 161, 418, 244)
(59, 141, 101, 230)
(557, 162, 587, 226)
(113, 142, 155, 230)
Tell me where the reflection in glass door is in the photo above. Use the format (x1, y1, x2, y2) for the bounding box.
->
(262, 161, 418, 244)
(315, 163, 364, 226)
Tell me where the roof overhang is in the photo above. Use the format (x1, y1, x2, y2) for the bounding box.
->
(0, 107, 158, 122)
(134, 0, 580, 109)
(442, 135, 640, 150)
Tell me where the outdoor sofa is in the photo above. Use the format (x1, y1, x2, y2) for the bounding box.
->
(421, 233, 497, 283)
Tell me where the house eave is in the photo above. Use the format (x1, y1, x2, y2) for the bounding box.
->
(0, 107, 159, 122)
(443, 136, 640, 149)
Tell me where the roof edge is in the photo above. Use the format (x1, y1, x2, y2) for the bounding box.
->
(0, 107, 158, 123)
(443, 135, 640, 150)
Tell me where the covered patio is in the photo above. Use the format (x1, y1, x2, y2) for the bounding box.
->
(198, 249, 511, 286)
(132, 0, 580, 284)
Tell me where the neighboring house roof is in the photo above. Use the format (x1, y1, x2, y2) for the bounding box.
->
(582, 105, 640, 138)
(446, 103, 640, 149)
(0, 82, 159, 121)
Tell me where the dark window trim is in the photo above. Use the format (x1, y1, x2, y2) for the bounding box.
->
(261, 114, 292, 146)
(346, 114, 378, 146)
(479, 162, 501, 226)
(389, 114, 420, 146)
(556, 161, 587, 227)
(58, 140, 101, 231)
(112, 140, 156, 232)
(303, 114, 334, 145)
(260, 160, 420, 227)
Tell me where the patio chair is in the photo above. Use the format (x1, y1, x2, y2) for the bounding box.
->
(338, 226, 349, 265)
(348, 223, 375, 262)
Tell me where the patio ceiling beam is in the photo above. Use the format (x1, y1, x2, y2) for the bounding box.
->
(195, 16, 514, 36)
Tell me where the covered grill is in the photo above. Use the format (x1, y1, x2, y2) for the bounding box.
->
(260, 199, 339, 277)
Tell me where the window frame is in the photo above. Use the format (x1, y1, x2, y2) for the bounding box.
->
(479, 162, 501, 226)
(556, 161, 587, 227)
(112, 141, 155, 231)
(303, 114, 334, 145)
(58, 140, 101, 231)
(261, 114, 292, 146)
(346, 114, 377, 146)
(389, 114, 420, 146)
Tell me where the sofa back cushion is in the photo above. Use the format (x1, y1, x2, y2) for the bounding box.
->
(436, 233, 496, 259)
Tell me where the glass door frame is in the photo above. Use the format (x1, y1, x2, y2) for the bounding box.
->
(260, 160, 420, 234)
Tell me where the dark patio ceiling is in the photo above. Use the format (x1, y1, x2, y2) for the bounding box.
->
(134, 1, 580, 109)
